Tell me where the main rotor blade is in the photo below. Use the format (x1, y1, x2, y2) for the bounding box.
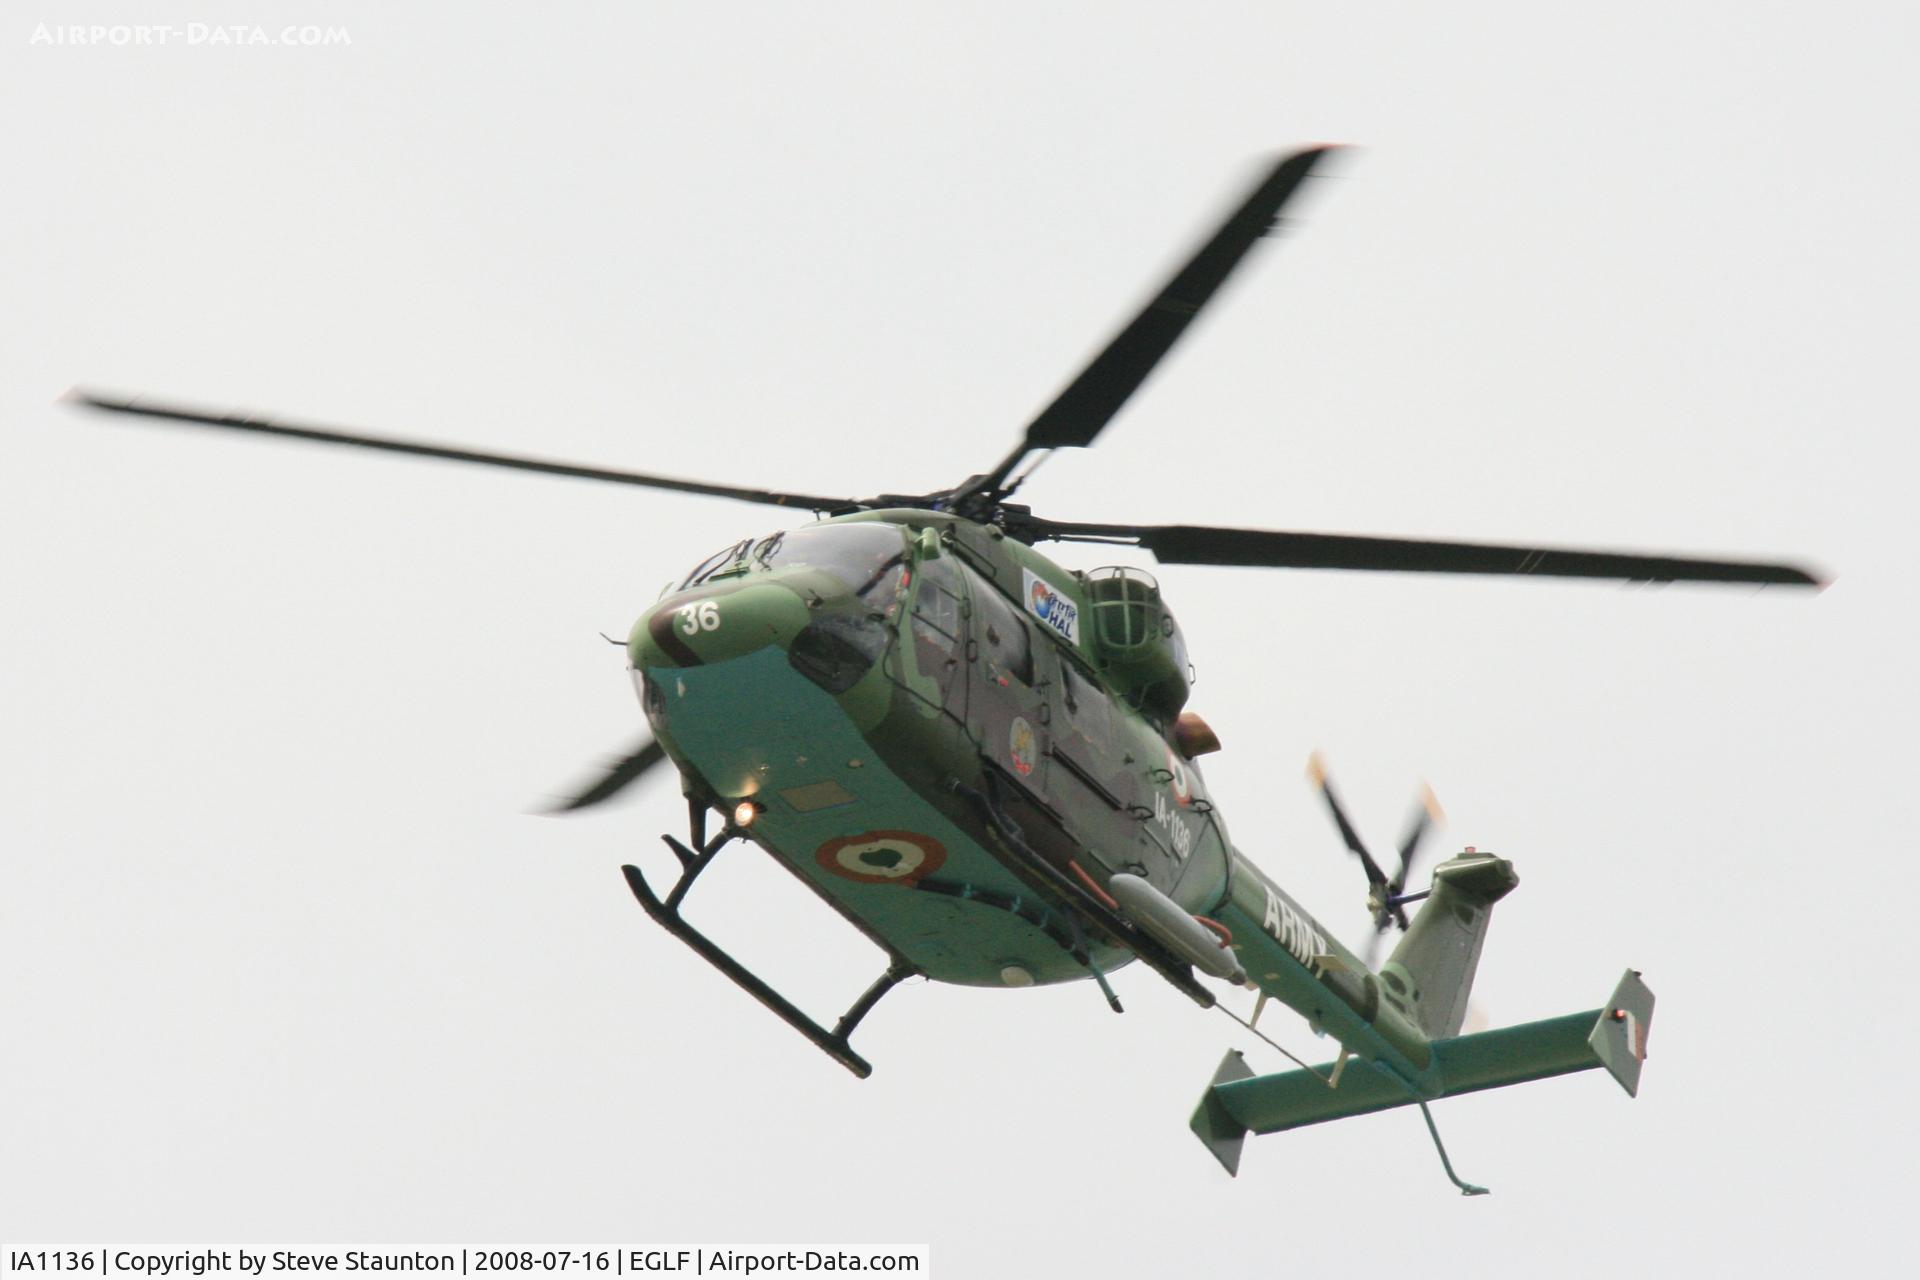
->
(973, 147, 1340, 497)
(67, 391, 859, 512)
(1037, 520, 1824, 587)
(546, 737, 670, 814)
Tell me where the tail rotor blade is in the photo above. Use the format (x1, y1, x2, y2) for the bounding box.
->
(1307, 751, 1389, 891)
(1384, 783, 1445, 928)
(1312, 760, 1446, 960)
(545, 737, 670, 814)
(1362, 925, 1389, 974)
(1392, 783, 1446, 891)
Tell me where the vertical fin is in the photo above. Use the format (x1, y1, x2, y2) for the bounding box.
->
(1190, 1050, 1256, 1175)
(1588, 969, 1656, 1096)
(1385, 852, 1519, 1039)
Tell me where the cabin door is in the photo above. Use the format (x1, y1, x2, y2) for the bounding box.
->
(961, 566, 1052, 802)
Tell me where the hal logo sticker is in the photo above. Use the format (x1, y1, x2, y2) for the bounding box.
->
(1022, 568, 1081, 646)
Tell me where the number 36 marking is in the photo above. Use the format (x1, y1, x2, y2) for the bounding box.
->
(678, 601, 721, 635)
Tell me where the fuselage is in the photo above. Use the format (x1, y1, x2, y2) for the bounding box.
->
(629, 511, 1435, 1076)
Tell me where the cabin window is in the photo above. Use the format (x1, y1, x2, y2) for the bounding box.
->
(912, 557, 963, 649)
(909, 556, 966, 711)
(974, 584, 1034, 685)
(1060, 661, 1113, 749)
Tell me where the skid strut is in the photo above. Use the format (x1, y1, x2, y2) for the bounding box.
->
(620, 814, 916, 1079)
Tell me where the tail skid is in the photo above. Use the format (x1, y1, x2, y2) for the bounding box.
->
(1190, 969, 1655, 1189)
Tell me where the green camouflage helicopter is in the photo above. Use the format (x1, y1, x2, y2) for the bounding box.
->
(73, 148, 1820, 1193)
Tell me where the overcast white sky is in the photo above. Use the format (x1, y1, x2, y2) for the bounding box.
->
(4, 3, 1916, 1274)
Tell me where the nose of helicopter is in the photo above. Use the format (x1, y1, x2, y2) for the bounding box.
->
(628, 572, 895, 694)
(627, 573, 897, 793)
(630, 520, 911, 698)
(629, 579, 816, 670)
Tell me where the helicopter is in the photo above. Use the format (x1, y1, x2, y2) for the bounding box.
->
(71, 147, 1820, 1193)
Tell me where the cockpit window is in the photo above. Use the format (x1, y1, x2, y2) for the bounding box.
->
(680, 524, 911, 603)
(757, 523, 910, 611)
(679, 523, 911, 607)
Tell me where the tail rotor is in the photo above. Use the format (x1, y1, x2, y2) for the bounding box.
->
(1306, 752, 1445, 969)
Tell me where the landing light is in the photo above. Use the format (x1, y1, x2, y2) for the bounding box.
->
(733, 801, 761, 828)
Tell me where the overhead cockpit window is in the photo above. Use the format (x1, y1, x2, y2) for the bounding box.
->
(680, 538, 755, 590)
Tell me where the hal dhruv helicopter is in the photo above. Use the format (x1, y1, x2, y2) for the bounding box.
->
(74, 148, 1821, 1194)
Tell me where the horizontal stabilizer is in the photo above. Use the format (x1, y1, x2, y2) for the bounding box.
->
(1189, 969, 1654, 1175)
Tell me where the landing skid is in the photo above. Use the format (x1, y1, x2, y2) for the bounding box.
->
(620, 800, 917, 1079)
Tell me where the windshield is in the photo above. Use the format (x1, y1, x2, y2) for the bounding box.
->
(680, 523, 910, 609)
(755, 523, 909, 611)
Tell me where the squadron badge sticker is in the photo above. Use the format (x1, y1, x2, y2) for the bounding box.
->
(815, 830, 948, 885)
(1009, 716, 1038, 776)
